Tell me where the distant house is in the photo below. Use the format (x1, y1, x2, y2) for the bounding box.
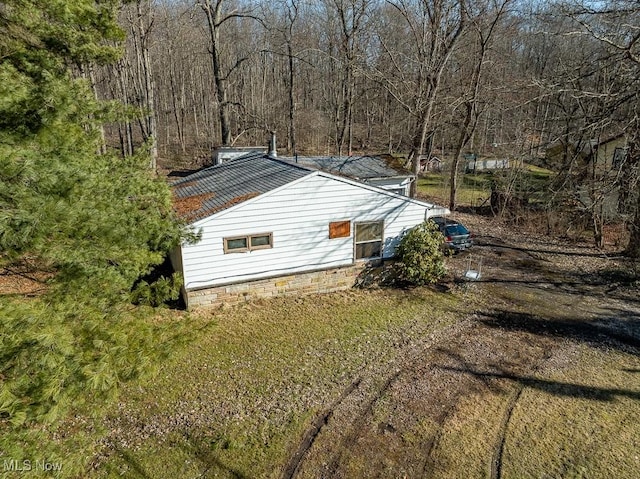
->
(420, 156, 443, 173)
(545, 134, 631, 220)
(171, 152, 449, 308)
(592, 135, 628, 171)
(281, 154, 415, 196)
(465, 158, 510, 172)
(545, 134, 628, 170)
(212, 146, 267, 165)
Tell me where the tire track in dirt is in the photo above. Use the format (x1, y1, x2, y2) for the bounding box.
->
(283, 319, 474, 479)
(320, 319, 513, 478)
(281, 378, 362, 479)
(322, 369, 404, 478)
(419, 402, 459, 479)
(491, 382, 524, 479)
(295, 319, 529, 477)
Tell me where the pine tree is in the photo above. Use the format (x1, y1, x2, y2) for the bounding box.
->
(0, 0, 188, 428)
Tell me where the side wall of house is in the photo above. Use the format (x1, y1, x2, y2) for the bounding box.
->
(367, 177, 412, 196)
(180, 173, 444, 291)
(596, 136, 626, 168)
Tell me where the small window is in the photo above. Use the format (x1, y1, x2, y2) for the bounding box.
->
(329, 220, 351, 239)
(355, 221, 383, 259)
(250, 234, 272, 249)
(224, 233, 272, 253)
(224, 237, 248, 252)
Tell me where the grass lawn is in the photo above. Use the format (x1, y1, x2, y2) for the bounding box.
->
(418, 164, 555, 208)
(5, 261, 637, 478)
(95, 288, 465, 478)
(418, 172, 492, 207)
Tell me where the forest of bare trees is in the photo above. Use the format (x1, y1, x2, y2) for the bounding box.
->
(95, 1, 629, 158)
(94, 0, 639, 252)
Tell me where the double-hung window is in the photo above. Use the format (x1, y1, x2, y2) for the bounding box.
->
(224, 233, 273, 253)
(355, 221, 383, 259)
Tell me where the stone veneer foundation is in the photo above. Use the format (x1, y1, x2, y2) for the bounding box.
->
(185, 263, 372, 309)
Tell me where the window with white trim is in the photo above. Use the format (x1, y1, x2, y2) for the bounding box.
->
(224, 233, 273, 253)
(355, 221, 383, 259)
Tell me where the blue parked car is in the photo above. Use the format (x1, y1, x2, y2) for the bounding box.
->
(429, 216, 473, 252)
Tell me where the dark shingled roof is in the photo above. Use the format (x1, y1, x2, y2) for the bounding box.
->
(172, 153, 313, 222)
(278, 155, 412, 180)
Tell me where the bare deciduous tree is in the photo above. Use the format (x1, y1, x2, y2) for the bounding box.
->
(376, 0, 467, 196)
(198, 0, 263, 146)
(448, 0, 512, 210)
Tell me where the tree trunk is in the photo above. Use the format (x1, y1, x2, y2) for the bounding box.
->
(409, 107, 433, 198)
(449, 0, 510, 210)
(87, 65, 107, 156)
(201, 0, 232, 146)
(287, 38, 297, 154)
(124, 0, 158, 167)
(626, 204, 640, 258)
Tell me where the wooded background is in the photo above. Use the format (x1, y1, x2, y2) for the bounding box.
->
(96, 0, 639, 251)
(98, 1, 637, 166)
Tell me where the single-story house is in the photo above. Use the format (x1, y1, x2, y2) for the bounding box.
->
(420, 156, 443, 173)
(171, 152, 449, 308)
(280, 154, 415, 196)
(545, 134, 628, 171)
(583, 134, 628, 172)
(465, 158, 510, 172)
(544, 134, 632, 220)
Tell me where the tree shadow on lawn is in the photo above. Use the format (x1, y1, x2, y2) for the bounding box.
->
(478, 309, 640, 355)
(432, 308, 640, 403)
(469, 271, 640, 305)
(182, 433, 248, 479)
(476, 237, 623, 259)
(440, 366, 640, 402)
(113, 435, 248, 479)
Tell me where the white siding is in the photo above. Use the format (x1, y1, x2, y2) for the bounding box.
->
(466, 158, 509, 171)
(367, 177, 412, 196)
(180, 173, 446, 290)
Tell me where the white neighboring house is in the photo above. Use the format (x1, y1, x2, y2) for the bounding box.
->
(465, 158, 510, 172)
(171, 152, 449, 308)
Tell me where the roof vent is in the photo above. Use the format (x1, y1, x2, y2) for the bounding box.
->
(268, 131, 277, 158)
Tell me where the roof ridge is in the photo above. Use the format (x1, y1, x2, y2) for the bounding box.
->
(265, 154, 316, 173)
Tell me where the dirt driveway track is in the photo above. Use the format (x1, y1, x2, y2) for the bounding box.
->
(282, 217, 640, 479)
